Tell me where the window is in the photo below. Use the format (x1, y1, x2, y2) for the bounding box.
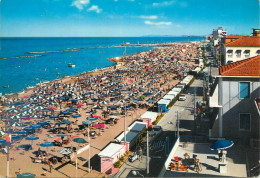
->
(239, 113, 251, 131)
(239, 82, 250, 99)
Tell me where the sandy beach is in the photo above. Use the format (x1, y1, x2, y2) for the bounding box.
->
(0, 41, 200, 177)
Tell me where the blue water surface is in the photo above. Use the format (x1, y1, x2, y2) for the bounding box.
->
(0, 37, 204, 95)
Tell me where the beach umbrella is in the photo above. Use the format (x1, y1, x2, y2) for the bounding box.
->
(76, 104, 84, 107)
(63, 120, 71, 125)
(23, 127, 34, 132)
(210, 140, 234, 150)
(94, 124, 105, 129)
(71, 99, 78, 103)
(61, 111, 70, 115)
(55, 122, 66, 126)
(26, 136, 39, 141)
(82, 121, 92, 125)
(57, 134, 68, 137)
(44, 118, 54, 122)
(37, 121, 47, 125)
(72, 114, 81, 118)
(30, 124, 41, 129)
(86, 117, 98, 121)
(50, 116, 58, 118)
(24, 117, 33, 120)
(26, 136, 39, 145)
(17, 173, 36, 178)
(16, 131, 26, 135)
(40, 142, 54, 152)
(0, 139, 6, 143)
(93, 115, 102, 119)
(73, 138, 87, 144)
(48, 107, 56, 111)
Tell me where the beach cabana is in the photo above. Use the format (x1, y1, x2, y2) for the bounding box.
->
(98, 143, 126, 173)
(128, 121, 147, 132)
(163, 95, 175, 101)
(115, 131, 140, 150)
(141, 111, 157, 127)
(158, 99, 170, 113)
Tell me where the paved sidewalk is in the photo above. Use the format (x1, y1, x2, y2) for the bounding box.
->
(164, 142, 247, 177)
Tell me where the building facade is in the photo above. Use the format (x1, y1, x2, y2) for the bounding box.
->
(210, 56, 260, 144)
(224, 36, 260, 64)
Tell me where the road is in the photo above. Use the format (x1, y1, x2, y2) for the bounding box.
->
(113, 77, 205, 177)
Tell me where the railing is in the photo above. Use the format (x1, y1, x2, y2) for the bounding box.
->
(236, 54, 241, 58)
(227, 54, 233, 58)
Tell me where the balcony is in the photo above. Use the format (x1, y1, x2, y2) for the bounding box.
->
(227, 54, 233, 58)
(236, 54, 241, 58)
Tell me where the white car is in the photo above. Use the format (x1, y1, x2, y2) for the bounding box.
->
(179, 94, 186, 101)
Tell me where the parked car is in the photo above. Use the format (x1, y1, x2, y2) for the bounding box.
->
(179, 94, 186, 101)
(129, 152, 139, 163)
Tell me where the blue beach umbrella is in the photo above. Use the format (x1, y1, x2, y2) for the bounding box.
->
(17, 172, 36, 178)
(26, 136, 39, 141)
(57, 134, 68, 137)
(23, 127, 34, 132)
(30, 124, 41, 129)
(11, 135, 21, 140)
(44, 118, 54, 122)
(55, 122, 66, 125)
(72, 114, 81, 118)
(16, 131, 26, 135)
(86, 117, 98, 121)
(210, 140, 234, 150)
(40, 142, 54, 152)
(73, 138, 87, 144)
(71, 99, 78, 103)
(0, 139, 6, 143)
(63, 120, 71, 125)
(82, 121, 92, 125)
(50, 116, 58, 118)
(38, 121, 47, 125)
(61, 111, 70, 115)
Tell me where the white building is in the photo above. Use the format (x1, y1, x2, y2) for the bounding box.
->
(224, 36, 260, 64)
(212, 27, 227, 46)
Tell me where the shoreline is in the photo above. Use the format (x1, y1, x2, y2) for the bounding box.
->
(0, 40, 201, 101)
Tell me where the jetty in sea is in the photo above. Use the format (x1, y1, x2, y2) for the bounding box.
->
(121, 42, 176, 47)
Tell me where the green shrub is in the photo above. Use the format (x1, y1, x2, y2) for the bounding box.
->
(119, 156, 124, 161)
(114, 160, 121, 168)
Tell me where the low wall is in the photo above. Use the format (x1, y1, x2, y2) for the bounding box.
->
(158, 137, 180, 177)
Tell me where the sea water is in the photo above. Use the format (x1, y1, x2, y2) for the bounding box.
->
(0, 37, 204, 95)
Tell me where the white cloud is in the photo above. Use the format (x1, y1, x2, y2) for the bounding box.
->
(71, 0, 90, 10)
(87, 5, 102, 13)
(153, 0, 176, 7)
(144, 20, 172, 26)
(139, 15, 158, 20)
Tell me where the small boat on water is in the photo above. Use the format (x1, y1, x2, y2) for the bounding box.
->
(68, 63, 76, 67)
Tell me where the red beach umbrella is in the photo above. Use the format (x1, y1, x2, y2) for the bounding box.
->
(93, 115, 102, 119)
(24, 117, 33, 120)
(94, 124, 105, 129)
(48, 107, 56, 110)
(76, 104, 84, 107)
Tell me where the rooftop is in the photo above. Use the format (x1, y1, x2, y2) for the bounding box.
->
(128, 121, 146, 132)
(219, 55, 260, 76)
(224, 36, 260, 47)
(225, 35, 245, 39)
(115, 131, 139, 143)
(98, 143, 125, 158)
(141, 111, 158, 119)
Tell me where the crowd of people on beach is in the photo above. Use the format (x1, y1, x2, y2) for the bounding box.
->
(0, 42, 200, 177)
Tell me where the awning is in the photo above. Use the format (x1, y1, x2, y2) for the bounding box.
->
(256, 50, 260, 54)
(235, 50, 242, 53)
(244, 50, 250, 54)
(227, 50, 233, 53)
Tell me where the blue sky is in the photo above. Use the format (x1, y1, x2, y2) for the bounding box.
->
(0, 0, 259, 37)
